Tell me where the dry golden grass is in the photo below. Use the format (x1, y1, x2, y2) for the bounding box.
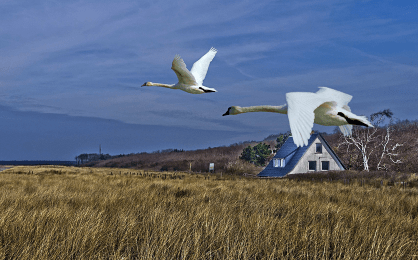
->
(1, 166, 418, 259)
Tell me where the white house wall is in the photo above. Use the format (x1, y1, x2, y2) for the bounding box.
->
(288, 136, 342, 174)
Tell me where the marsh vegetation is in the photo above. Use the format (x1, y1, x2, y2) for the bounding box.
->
(0, 166, 417, 259)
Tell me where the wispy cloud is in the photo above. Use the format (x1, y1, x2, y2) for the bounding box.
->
(0, 0, 417, 149)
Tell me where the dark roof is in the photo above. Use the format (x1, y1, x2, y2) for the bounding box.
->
(257, 133, 344, 177)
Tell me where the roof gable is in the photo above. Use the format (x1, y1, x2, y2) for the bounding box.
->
(317, 134, 346, 170)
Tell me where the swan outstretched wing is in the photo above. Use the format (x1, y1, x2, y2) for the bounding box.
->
(190, 47, 217, 86)
(286, 92, 326, 147)
(316, 87, 352, 106)
(171, 55, 197, 85)
(317, 87, 372, 134)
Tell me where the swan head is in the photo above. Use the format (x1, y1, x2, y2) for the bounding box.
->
(222, 106, 241, 116)
(142, 82, 153, 87)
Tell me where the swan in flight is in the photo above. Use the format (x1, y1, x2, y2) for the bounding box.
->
(222, 87, 373, 147)
(142, 47, 218, 94)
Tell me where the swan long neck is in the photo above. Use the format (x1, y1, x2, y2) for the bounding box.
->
(150, 83, 174, 88)
(238, 105, 288, 114)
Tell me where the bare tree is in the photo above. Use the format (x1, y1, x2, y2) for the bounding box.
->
(375, 111, 403, 170)
(338, 109, 402, 171)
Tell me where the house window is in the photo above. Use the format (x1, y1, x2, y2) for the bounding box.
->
(273, 158, 285, 168)
(308, 161, 316, 171)
(273, 159, 279, 167)
(316, 143, 322, 153)
(322, 161, 329, 171)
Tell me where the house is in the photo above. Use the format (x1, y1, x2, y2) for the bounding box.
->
(258, 132, 345, 177)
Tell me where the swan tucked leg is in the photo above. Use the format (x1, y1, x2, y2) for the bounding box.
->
(199, 86, 217, 93)
(337, 112, 373, 127)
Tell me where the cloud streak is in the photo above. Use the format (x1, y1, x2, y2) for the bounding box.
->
(0, 0, 417, 158)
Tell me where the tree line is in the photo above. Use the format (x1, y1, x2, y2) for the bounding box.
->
(82, 109, 418, 175)
(239, 132, 290, 166)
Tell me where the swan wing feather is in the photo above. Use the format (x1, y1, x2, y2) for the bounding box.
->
(316, 87, 352, 106)
(286, 92, 326, 147)
(190, 47, 217, 86)
(339, 125, 353, 136)
(171, 55, 197, 85)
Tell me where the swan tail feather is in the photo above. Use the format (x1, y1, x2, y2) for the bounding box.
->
(339, 125, 353, 136)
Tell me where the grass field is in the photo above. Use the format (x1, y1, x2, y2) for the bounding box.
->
(1, 166, 418, 259)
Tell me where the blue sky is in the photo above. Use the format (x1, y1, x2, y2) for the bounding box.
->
(0, 0, 417, 160)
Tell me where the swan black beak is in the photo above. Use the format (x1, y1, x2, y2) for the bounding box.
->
(141, 82, 147, 87)
(223, 107, 232, 116)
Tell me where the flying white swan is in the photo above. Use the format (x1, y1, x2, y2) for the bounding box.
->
(142, 47, 218, 94)
(222, 87, 373, 147)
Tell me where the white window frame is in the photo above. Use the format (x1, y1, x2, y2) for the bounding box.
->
(273, 158, 285, 168)
(321, 161, 329, 171)
(273, 159, 279, 167)
(316, 143, 322, 153)
(308, 161, 316, 171)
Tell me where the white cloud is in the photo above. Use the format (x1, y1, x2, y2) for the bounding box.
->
(1, 0, 417, 138)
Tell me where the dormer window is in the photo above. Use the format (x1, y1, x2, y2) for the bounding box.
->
(273, 158, 285, 168)
(316, 143, 322, 153)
